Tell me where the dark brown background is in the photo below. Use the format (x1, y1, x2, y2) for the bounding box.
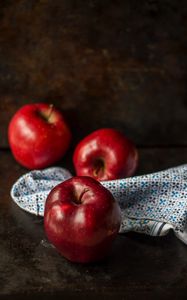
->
(0, 0, 187, 299)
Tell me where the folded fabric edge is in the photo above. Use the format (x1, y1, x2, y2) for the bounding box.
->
(120, 217, 173, 236)
(174, 229, 187, 245)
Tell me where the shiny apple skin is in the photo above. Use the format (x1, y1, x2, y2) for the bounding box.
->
(44, 176, 121, 263)
(73, 128, 138, 181)
(8, 103, 72, 169)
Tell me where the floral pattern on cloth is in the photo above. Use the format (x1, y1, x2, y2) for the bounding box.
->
(11, 165, 187, 245)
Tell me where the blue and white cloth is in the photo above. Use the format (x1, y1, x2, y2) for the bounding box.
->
(11, 165, 187, 245)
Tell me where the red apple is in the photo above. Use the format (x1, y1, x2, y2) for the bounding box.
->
(44, 176, 121, 263)
(8, 103, 72, 169)
(73, 128, 138, 181)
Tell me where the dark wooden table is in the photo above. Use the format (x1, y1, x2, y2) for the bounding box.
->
(0, 1, 187, 299)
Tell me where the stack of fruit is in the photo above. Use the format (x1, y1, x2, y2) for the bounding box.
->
(8, 103, 138, 263)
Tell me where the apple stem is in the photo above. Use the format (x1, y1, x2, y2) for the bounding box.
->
(79, 188, 89, 202)
(93, 158, 105, 178)
(47, 104, 54, 121)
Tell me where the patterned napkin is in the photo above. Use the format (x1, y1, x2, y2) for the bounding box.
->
(11, 165, 187, 245)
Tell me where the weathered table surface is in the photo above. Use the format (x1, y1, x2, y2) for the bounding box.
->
(0, 0, 187, 299)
